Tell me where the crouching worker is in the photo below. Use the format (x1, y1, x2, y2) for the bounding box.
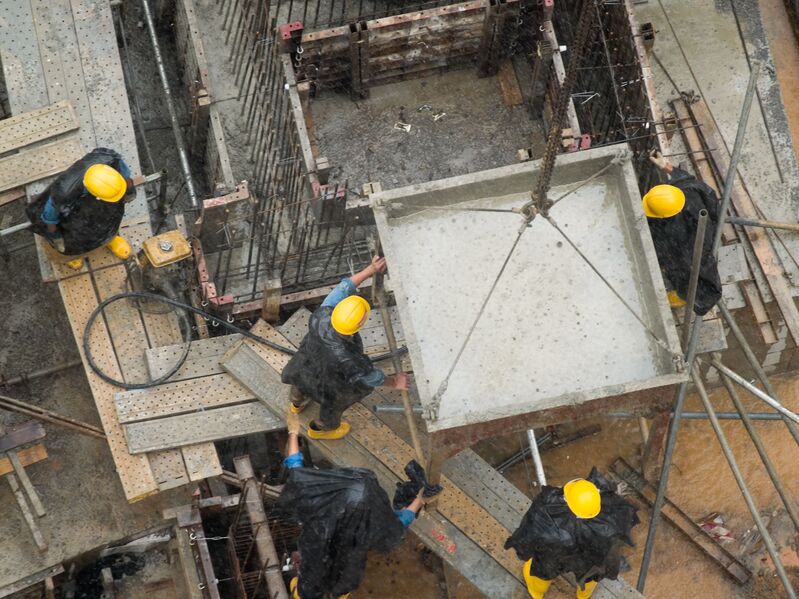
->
(505, 468, 639, 599)
(644, 149, 722, 315)
(26, 147, 137, 270)
(279, 417, 426, 599)
(281, 255, 409, 440)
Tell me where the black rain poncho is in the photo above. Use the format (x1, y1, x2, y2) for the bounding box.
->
(277, 467, 405, 599)
(281, 305, 374, 428)
(647, 167, 722, 315)
(26, 148, 127, 255)
(504, 468, 639, 586)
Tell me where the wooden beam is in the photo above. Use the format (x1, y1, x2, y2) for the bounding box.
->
(0, 444, 47, 477)
(7, 472, 47, 552)
(8, 451, 46, 517)
(0, 565, 64, 599)
(261, 277, 282, 323)
(0, 421, 45, 453)
(497, 61, 523, 106)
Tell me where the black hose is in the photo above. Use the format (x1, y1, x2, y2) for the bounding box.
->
(83, 291, 408, 390)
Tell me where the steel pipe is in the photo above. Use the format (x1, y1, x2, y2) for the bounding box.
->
(692, 373, 797, 599)
(606, 411, 785, 421)
(682, 210, 708, 346)
(140, 0, 199, 209)
(527, 429, 547, 486)
(718, 300, 799, 445)
(713, 354, 799, 533)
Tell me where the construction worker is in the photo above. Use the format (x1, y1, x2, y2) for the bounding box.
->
(281, 255, 409, 440)
(505, 468, 639, 599)
(281, 412, 424, 599)
(26, 147, 137, 270)
(645, 149, 722, 315)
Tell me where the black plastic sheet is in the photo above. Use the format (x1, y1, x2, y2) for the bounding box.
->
(393, 459, 443, 510)
(505, 467, 639, 585)
(278, 467, 405, 599)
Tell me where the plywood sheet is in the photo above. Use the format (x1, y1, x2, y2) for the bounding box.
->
(0, 100, 79, 153)
(0, 135, 83, 192)
(123, 402, 283, 454)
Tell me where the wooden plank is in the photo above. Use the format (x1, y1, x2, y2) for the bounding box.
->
(173, 529, 205, 599)
(182, 443, 223, 482)
(58, 273, 158, 501)
(0, 187, 25, 207)
(0, 444, 48, 477)
(0, 422, 45, 453)
(0, 100, 79, 153)
(7, 472, 47, 552)
(115, 374, 254, 423)
(0, 564, 64, 599)
(0, 135, 83, 192)
(689, 99, 799, 345)
(145, 335, 243, 381)
(611, 458, 751, 585)
(8, 451, 46, 517)
(123, 402, 284, 454)
(497, 61, 523, 106)
(283, 55, 317, 176)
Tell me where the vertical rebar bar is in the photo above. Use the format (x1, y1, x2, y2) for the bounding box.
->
(526, 429, 546, 486)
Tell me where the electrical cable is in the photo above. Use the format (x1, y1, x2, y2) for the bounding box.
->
(83, 291, 406, 389)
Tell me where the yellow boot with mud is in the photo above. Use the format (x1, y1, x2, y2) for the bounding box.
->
(576, 580, 597, 599)
(667, 290, 686, 308)
(307, 421, 351, 440)
(66, 257, 84, 270)
(289, 577, 301, 599)
(523, 559, 552, 599)
(106, 235, 132, 260)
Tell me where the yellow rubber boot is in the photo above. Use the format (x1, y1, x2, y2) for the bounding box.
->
(576, 580, 598, 599)
(307, 421, 350, 440)
(338, 594, 351, 599)
(523, 559, 552, 599)
(289, 577, 301, 599)
(667, 290, 686, 308)
(106, 235, 132, 260)
(66, 257, 84, 270)
(290, 401, 307, 414)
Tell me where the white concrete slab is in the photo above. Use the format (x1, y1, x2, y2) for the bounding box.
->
(373, 146, 686, 432)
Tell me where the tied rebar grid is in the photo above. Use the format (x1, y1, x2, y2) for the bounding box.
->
(217, 0, 468, 32)
(210, 0, 374, 300)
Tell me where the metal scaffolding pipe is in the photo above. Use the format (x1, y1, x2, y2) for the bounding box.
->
(527, 429, 547, 486)
(682, 210, 708, 346)
(140, 0, 199, 209)
(638, 59, 761, 593)
(692, 372, 797, 599)
(713, 354, 799, 533)
(718, 300, 799, 445)
(709, 359, 799, 424)
(606, 411, 785, 421)
(0, 360, 82, 386)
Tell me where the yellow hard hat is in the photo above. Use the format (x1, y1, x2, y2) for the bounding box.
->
(84, 164, 128, 203)
(642, 184, 685, 218)
(563, 479, 601, 519)
(331, 295, 371, 335)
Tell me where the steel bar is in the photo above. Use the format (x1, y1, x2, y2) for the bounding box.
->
(708, 359, 799, 424)
(713, 353, 799, 532)
(0, 222, 32, 237)
(606, 411, 786, 421)
(681, 210, 708, 346)
(638, 58, 762, 594)
(726, 215, 799, 233)
(527, 429, 546, 486)
(140, 0, 199, 209)
(711, 62, 761, 257)
(0, 395, 106, 439)
(717, 300, 799, 444)
(693, 372, 797, 599)
(0, 360, 81, 386)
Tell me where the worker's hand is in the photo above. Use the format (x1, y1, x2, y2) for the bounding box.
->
(388, 372, 410, 391)
(648, 149, 671, 172)
(286, 408, 300, 435)
(131, 175, 147, 187)
(368, 255, 387, 276)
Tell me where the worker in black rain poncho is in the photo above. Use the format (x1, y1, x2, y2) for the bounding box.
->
(281, 255, 409, 441)
(505, 468, 639, 599)
(278, 413, 426, 599)
(644, 149, 722, 315)
(26, 147, 138, 270)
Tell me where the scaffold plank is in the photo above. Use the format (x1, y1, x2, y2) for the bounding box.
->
(0, 136, 83, 193)
(145, 335, 243, 381)
(0, 100, 79, 154)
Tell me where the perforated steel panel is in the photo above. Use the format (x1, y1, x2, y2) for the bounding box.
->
(145, 334, 243, 380)
(123, 401, 283, 454)
(115, 374, 254, 423)
(0, 135, 83, 192)
(0, 100, 79, 153)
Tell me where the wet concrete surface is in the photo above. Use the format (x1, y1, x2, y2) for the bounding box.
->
(311, 67, 543, 192)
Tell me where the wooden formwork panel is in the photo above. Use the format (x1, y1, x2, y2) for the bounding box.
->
(116, 373, 254, 423)
(123, 401, 283, 453)
(0, 136, 83, 192)
(59, 273, 159, 501)
(0, 100, 79, 154)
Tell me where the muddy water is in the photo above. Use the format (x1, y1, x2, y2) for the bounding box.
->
(361, 370, 799, 598)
